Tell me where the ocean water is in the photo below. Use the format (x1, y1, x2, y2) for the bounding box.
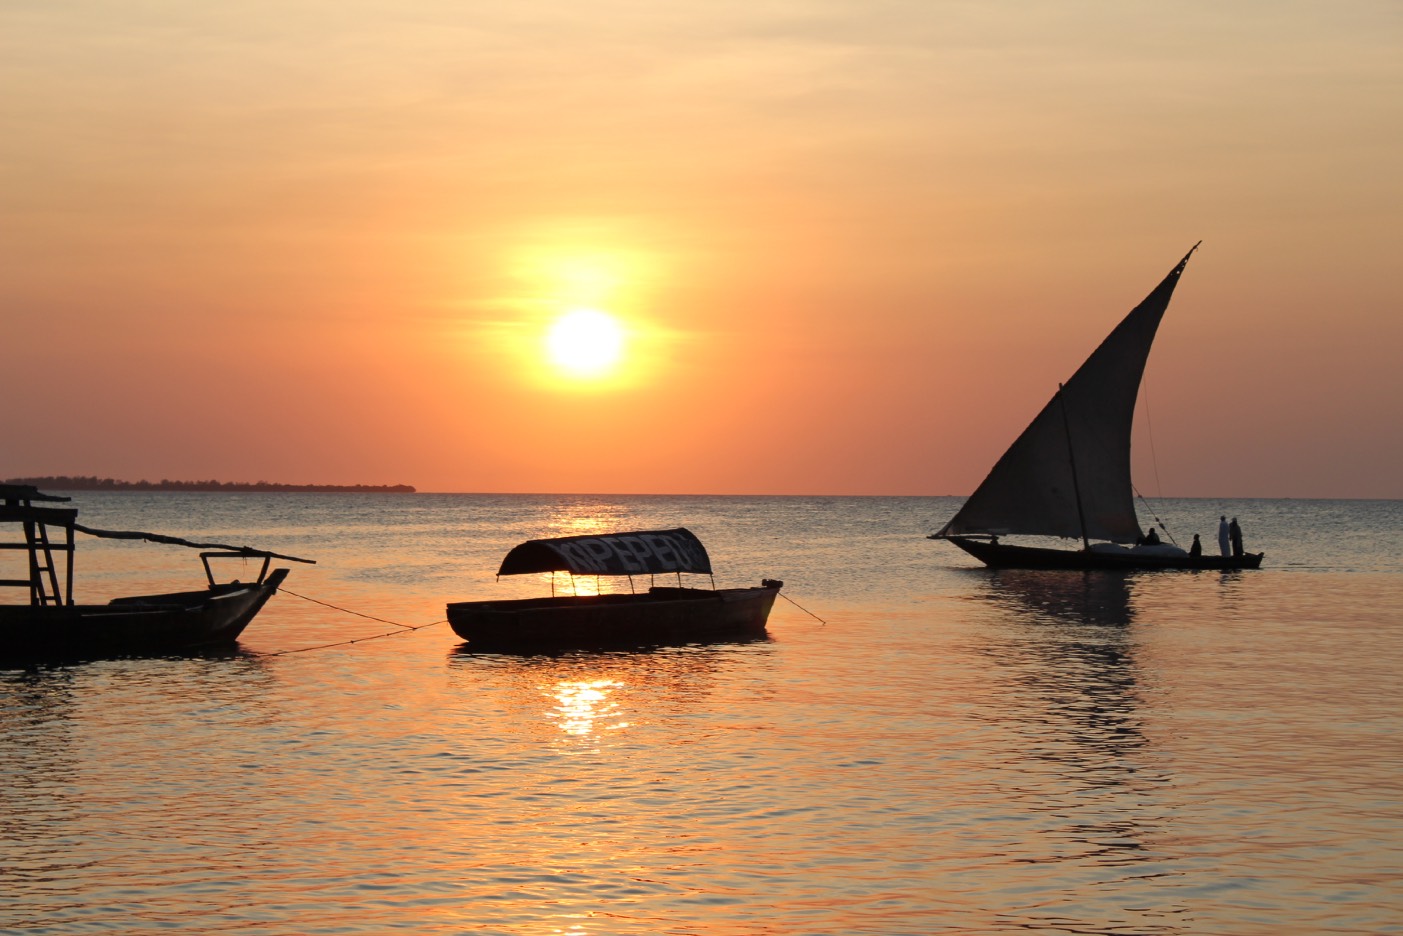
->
(2, 493, 1401, 935)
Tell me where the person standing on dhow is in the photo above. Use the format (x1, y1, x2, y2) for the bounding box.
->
(1218, 515, 1231, 557)
(1229, 517, 1244, 557)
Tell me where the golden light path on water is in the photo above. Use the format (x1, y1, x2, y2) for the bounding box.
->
(549, 679, 628, 738)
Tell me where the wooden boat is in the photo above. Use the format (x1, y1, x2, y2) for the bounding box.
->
(1, 484, 314, 660)
(930, 245, 1264, 571)
(447, 528, 782, 650)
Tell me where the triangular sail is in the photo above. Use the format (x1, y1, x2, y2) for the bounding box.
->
(939, 245, 1199, 544)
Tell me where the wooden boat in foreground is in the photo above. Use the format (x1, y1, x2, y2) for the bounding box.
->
(930, 245, 1264, 571)
(447, 528, 781, 651)
(1, 484, 314, 660)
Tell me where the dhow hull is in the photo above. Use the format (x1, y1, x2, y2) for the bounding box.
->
(943, 537, 1264, 571)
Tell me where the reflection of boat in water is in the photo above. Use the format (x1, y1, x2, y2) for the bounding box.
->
(973, 569, 1135, 628)
(969, 569, 1164, 875)
(931, 245, 1264, 571)
(0, 484, 313, 660)
(446, 528, 781, 652)
(447, 631, 776, 748)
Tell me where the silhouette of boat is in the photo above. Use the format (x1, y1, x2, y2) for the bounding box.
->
(930, 245, 1264, 571)
(447, 528, 781, 650)
(0, 484, 314, 659)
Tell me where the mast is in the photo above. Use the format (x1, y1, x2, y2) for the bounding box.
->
(1057, 383, 1092, 551)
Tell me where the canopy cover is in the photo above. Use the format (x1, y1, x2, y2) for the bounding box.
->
(497, 528, 713, 577)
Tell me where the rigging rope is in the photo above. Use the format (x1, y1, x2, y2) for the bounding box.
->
(1132, 483, 1178, 546)
(1136, 370, 1177, 545)
(1140, 376, 1166, 502)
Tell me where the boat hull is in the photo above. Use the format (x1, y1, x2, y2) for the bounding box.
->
(943, 537, 1264, 571)
(0, 568, 289, 660)
(447, 582, 780, 651)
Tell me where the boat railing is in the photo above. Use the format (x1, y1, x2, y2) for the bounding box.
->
(200, 551, 273, 587)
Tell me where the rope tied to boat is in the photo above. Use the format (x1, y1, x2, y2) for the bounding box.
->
(276, 587, 419, 629)
(778, 589, 826, 625)
(262, 587, 447, 656)
(265, 583, 826, 655)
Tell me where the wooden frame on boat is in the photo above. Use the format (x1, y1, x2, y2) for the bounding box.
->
(0, 484, 313, 660)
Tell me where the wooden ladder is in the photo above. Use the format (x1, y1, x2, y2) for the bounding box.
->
(24, 519, 65, 606)
(1, 491, 76, 607)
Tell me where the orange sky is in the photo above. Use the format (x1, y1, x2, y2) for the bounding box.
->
(4, 2, 1400, 497)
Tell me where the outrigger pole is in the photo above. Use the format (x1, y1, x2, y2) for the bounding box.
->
(71, 524, 316, 565)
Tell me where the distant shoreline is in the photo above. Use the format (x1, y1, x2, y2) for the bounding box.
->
(4, 476, 416, 494)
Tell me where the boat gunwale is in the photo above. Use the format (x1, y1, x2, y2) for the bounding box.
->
(447, 583, 778, 615)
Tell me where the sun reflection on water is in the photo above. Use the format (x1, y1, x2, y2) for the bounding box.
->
(547, 679, 629, 737)
(545, 507, 627, 538)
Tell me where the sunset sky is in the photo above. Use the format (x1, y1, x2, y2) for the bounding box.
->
(4, 1, 1400, 497)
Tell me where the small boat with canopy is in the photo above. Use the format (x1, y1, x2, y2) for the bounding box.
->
(447, 528, 781, 650)
(1, 484, 314, 659)
(930, 245, 1264, 571)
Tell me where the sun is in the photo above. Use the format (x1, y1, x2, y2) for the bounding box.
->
(545, 309, 625, 379)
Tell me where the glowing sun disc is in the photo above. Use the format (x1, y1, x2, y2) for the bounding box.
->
(546, 309, 624, 377)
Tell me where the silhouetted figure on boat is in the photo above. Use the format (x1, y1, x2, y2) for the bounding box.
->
(1142, 527, 1160, 546)
(1190, 533, 1202, 558)
(1218, 516, 1231, 557)
(1229, 517, 1244, 557)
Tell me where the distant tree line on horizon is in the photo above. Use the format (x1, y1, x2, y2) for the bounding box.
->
(4, 475, 416, 494)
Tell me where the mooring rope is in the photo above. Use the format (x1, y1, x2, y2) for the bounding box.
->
(263, 587, 447, 656)
(779, 590, 826, 625)
(265, 585, 826, 656)
(277, 586, 419, 629)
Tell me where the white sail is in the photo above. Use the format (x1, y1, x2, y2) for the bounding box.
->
(939, 246, 1198, 544)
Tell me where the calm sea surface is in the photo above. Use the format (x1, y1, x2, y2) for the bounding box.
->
(3, 493, 1401, 935)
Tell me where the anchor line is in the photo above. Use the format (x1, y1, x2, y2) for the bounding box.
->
(264, 587, 448, 656)
(265, 586, 824, 654)
(276, 587, 419, 629)
(779, 590, 827, 625)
